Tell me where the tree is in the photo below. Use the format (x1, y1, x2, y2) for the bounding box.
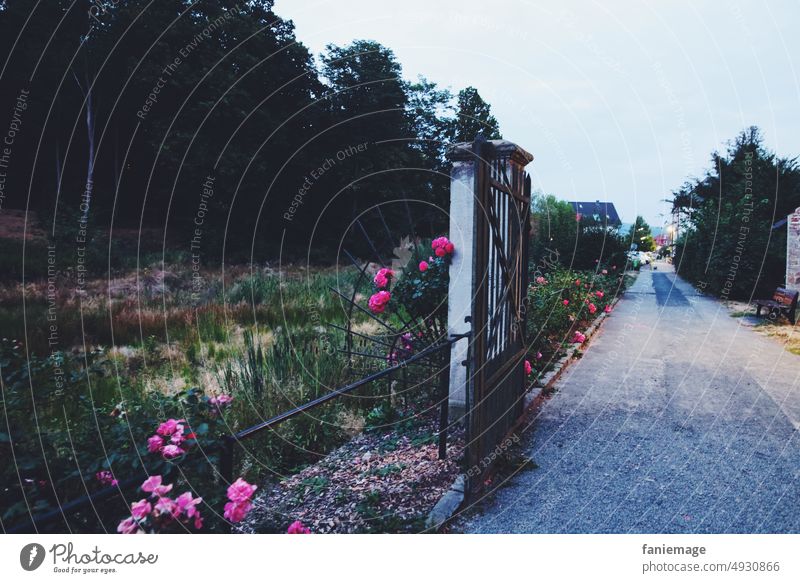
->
(530, 192, 627, 270)
(449, 86, 501, 143)
(672, 127, 800, 299)
(628, 216, 655, 252)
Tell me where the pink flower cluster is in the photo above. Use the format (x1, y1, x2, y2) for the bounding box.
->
(223, 478, 258, 523)
(432, 236, 455, 257)
(287, 520, 311, 534)
(96, 470, 118, 487)
(373, 268, 394, 289)
(117, 475, 203, 533)
(572, 331, 586, 344)
(146, 419, 195, 460)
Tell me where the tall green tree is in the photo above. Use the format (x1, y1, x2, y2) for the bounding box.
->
(673, 127, 800, 298)
(449, 86, 501, 143)
(628, 216, 655, 252)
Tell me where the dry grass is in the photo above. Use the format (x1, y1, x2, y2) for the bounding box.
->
(725, 300, 800, 354)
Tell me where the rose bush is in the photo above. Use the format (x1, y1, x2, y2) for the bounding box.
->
(525, 266, 628, 379)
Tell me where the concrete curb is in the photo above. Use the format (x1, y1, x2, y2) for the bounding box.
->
(424, 474, 466, 531)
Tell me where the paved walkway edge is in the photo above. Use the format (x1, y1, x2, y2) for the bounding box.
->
(424, 292, 626, 532)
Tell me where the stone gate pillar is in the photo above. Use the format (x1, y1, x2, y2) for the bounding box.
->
(445, 144, 477, 423)
(787, 207, 800, 288)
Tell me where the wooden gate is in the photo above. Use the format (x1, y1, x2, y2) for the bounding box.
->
(457, 136, 533, 483)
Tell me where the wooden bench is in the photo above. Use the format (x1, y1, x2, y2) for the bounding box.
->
(754, 287, 799, 324)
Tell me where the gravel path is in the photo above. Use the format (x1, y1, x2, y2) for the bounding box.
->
(460, 263, 800, 533)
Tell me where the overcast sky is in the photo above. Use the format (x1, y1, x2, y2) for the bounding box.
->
(274, 0, 800, 228)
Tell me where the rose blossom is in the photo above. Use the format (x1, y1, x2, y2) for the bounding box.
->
(524, 360, 532, 376)
(562, 299, 569, 306)
(147, 435, 164, 453)
(224, 500, 252, 523)
(96, 470, 118, 487)
(588, 303, 597, 314)
(227, 478, 258, 503)
(131, 499, 152, 520)
(141, 475, 173, 497)
(161, 444, 185, 459)
(287, 520, 311, 534)
(175, 492, 203, 519)
(156, 419, 180, 436)
(368, 291, 391, 314)
(211, 394, 233, 407)
(536, 351, 543, 360)
(373, 268, 394, 289)
(604, 305, 612, 313)
(595, 291, 604, 298)
(572, 332, 586, 344)
(117, 517, 141, 534)
(535, 276, 546, 284)
(154, 496, 178, 518)
(419, 261, 428, 272)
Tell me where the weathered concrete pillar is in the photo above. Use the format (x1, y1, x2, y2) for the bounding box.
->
(445, 145, 477, 423)
(787, 207, 800, 289)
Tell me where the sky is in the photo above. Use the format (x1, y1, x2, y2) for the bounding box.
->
(274, 0, 800, 228)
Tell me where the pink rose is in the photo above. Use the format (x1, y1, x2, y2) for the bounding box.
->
(535, 276, 546, 284)
(156, 419, 180, 436)
(445, 242, 455, 254)
(562, 299, 569, 306)
(287, 520, 311, 534)
(227, 478, 258, 503)
(419, 261, 429, 272)
(368, 291, 391, 314)
(524, 360, 532, 376)
(161, 444, 185, 459)
(435, 246, 446, 257)
(131, 499, 152, 520)
(536, 352, 543, 360)
(154, 496, 178, 518)
(572, 332, 586, 344)
(602, 269, 608, 275)
(575, 279, 581, 286)
(147, 435, 163, 453)
(170, 426, 185, 445)
(211, 394, 233, 407)
(604, 305, 612, 313)
(588, 303, 597, 314)
(117, 517, 140, 534)
(96, 470, 118, 487)
(223, 500, 252, 523)
(141, 475, 173, 497)
(175, 492, 203, 519)
(373, 268, 394, 289)
(431, 236, 449, 250)
(595, 291, 604, 298)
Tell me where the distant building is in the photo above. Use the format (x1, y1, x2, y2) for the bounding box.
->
(569, 200, 622, 228)
(653, 234, 669, 247)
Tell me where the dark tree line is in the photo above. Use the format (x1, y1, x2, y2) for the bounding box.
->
(0, 0, 502, 267)
(673, 127, 800, 299)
